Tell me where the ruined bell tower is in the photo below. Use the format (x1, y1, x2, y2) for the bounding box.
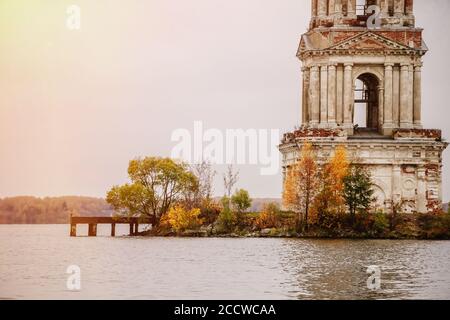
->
(280, 0, 448, 213)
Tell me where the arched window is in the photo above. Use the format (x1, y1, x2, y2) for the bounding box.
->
(354, 73, 379, 131)
(354, 79, 368, 128)
(356, 0, 380, 16)
(356, 0, 367, 16)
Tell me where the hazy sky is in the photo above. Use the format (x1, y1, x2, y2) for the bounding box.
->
(1, 0, 450, 200)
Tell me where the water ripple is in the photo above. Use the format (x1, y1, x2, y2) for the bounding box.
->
(0, 225, 449, 299)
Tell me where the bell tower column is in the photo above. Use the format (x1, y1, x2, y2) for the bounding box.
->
(380, 0, 389, 19)
(302, 67, 310, 126)
(312, 0, 318, 18)
(311, 0, 318, 28)
(328, 0, 336, 18)
(383, 63, 394, 135)
(405, 0, 415, 26)
(343, 63, 354, 133)
(394, 0, 405, 16)
(405, 0, 414, 17)
(309, 65, 320, 127)
(318, 0, 328, 18)
(400, 63, 413, 128)
(380, 0, 389, 13)
(347, 0, 356, 19)
(334, 0, 343, 20)
(319, 65, 329, 127)
(414, 63, 422, 129)
(378, 85, 385, 131)
(328, 64, 337, 127)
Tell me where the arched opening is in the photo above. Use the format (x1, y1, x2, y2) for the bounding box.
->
(356, 0, 367, 16)
(354, 73, 379, 132)
(372, 184, 386, 211)
(356, 0, 378, 16)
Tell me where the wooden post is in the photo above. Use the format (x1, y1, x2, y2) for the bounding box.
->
(70, 224, 77, 237)
(68, 216, 151, 238)
(88, 224, 97, 237)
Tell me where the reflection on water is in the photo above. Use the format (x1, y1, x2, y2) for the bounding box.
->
(280, 239, 450, 300)
(0, 225, 449, 300)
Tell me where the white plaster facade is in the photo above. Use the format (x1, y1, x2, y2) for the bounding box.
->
(279, 0, 448, 214)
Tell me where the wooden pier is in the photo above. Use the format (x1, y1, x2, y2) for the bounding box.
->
(70, 215, 150, 237)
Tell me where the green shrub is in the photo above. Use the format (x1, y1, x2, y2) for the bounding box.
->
(199, 199, 221, 225)
(231, 189, 252, 213)
(215, 206, 236, 234)
(417, 212, 450, 239)
(372, 211, 389, 235)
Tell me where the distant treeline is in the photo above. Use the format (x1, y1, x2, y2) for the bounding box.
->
(248, 198, 282, 212)
(0, 196, 113, 224)
(0, 196, 282, 224)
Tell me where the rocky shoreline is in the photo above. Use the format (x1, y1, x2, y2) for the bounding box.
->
(136, 226, 450, 240)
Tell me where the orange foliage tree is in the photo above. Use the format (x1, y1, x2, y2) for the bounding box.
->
(311, 145, 349, 228)
(166, 205, 203, 233)
(282, 142, 320, 231)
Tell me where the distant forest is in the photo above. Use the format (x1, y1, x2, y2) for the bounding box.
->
(0, 196, 282, 224)
(0, 196, 113, 224)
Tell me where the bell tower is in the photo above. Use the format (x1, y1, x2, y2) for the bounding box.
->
(280, 0, 448, 214)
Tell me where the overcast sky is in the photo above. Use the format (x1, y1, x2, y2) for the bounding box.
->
(1, 0, 450, 200)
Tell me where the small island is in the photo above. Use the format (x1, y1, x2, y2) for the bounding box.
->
(102, 155, 450, 240)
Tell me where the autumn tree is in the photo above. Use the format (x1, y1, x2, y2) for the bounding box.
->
(231, 189, 252, 223)
(223, 165, 239, 198)
(311, 146, 349, 228)
(343, 165, 375, 220)
(189, 160, 217, 206)
(216, 196, 236, 233)
(255, 202, 281, 229)
(282, 142, 319, 231)
(106, 157, 198, 226)
(221, 164, 240, 216)
(167, 206, 203, 233)
(283, 164, 301, 214)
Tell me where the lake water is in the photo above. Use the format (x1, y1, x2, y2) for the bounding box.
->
(0, 225, 449, 300)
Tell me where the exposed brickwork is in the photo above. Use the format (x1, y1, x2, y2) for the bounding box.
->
(402, 165, 416, 174)
(405, 0, 414, 13)
(310, 30, 423, 49)
(282, 128, 345, 143)
(309, 0, 416, 30)
(394, 129, 442, 140)
(333, 31, 359, 44)
(378, 30, 422, 48)
(425, 164, 440, 176)
(427, 200, 442, 215)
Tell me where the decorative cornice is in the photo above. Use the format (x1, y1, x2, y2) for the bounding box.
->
(328, 31, 412, 51)
(298, 31, 426, 59)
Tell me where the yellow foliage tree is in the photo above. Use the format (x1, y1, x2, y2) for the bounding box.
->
(167, 206, 203, 233)
(311, 145, 349, 228)
(283, 142, 319, 231)
(255, 202, 281, 229)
